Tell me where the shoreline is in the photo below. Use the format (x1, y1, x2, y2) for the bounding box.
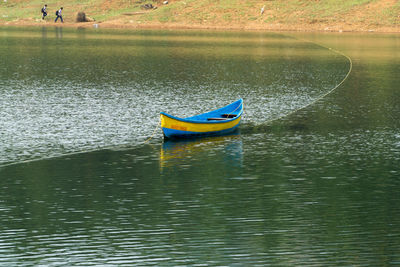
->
(1, 20, 399, 34)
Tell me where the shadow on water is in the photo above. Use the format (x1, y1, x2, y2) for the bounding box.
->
(240, 120, 309, 135)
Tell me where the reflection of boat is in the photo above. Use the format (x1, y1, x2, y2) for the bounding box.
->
(160, 135, 243, 169)
(160, 99, 243, 139)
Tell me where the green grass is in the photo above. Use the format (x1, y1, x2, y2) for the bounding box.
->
(0, 0, 398, 29)
(268, 0, 377, 23)
(0, 0, 156, 22)
(222, 13, 232, 22)
(385, 2, 400, 25)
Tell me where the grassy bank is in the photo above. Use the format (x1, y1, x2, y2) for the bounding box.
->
(0, 0, 399, 32)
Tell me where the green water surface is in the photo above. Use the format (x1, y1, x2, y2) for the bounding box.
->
(0, 27, 399, 265)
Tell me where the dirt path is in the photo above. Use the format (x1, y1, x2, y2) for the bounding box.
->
(1, 19, 399, 33)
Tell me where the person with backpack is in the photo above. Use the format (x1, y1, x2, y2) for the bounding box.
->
(55, 7, 63, 23)
(41, 4, 47, 20)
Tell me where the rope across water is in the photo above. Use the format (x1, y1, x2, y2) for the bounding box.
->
(261, 37, 353, 124)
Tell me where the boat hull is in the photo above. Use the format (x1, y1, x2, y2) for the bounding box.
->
(161, 116, 241, 139)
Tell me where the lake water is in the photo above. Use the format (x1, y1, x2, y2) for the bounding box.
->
(0, 27, 399, 265)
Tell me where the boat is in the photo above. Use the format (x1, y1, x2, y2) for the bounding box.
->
(160, 99, 243, 139)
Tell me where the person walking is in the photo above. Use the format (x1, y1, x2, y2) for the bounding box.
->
(55, 7, 63, 23)
(41, 4, 47, 20)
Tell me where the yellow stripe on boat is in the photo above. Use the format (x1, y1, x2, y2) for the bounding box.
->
(160, 113, 241, 133)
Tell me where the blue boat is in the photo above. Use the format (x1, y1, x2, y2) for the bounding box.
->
(160, 99, 243, 139)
